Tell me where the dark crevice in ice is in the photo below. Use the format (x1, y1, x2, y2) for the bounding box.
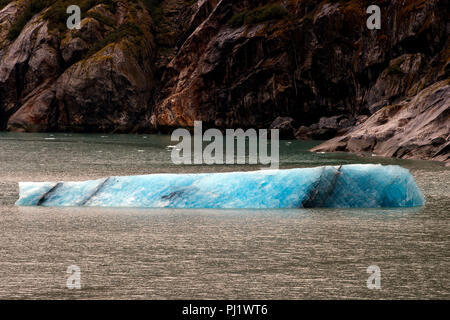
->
(302, 165, 342, 208)
(79, 177, 111, 206)
(36, 182, 63, 206)
(162, 190, 186, 201)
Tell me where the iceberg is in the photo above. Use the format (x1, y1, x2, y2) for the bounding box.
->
(15, 164, 425, 209)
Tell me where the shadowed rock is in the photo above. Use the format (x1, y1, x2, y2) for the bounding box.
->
(312, 80, 450, 165)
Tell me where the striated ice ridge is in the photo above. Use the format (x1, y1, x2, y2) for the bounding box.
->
(16, 164, 425, 209)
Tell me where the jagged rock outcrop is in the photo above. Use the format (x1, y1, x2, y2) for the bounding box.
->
(0, 0, 448, 163)
(295, 115, 356, 140)
(312, 80, 450, 164)
(270, 116, 296, 139)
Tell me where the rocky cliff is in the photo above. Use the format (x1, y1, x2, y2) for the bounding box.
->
(312, 79, 450, 163)
(0, 0, 449, 163)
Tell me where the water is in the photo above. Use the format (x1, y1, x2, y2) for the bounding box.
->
(0, 132, 448, 299)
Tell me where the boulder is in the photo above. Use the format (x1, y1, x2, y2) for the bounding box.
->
(295, 115, 354, 140)
(270, 117, 296, 139)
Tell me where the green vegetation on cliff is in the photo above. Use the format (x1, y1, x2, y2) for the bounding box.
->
(229, 4, 288, 27)
(43, 0, 117, 32)
(7, 0, 52, 40)
(86, 22, 143, 56)
(386, 65, 405, 76)
(6, 0, 117, 40)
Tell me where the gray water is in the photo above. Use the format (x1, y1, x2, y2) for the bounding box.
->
(0, 132, 448, 299)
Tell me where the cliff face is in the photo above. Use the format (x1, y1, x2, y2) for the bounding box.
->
(0, 0, 156, 132)
(0, 0, 449, 162)
(154, 0, 449, 128)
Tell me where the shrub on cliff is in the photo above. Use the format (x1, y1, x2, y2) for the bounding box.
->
(386, 65, 405, 76)
(141, 0, 164, 26)
(6, 0, 117, 40)
(86, 22, 143, 57)
(44, 0, 117, 31)
(229, 4, 288, 27)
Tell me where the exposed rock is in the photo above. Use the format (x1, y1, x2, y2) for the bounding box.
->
(368, 99, 389, 115)
(61, 36, 88, 65)
(0, 11, 52, 128)
(295, 126, 337, 141)
(270, 116, 296, 139)
(0, 1, 23, 56)
(318, 115, 354, 130)
(355, 115, 369, 125)
(295, 115, 355, 140)
(312, 80, 450, 164)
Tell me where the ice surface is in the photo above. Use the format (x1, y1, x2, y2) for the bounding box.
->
(15, 164, 425, 209)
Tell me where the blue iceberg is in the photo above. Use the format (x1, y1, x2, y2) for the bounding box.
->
(16, 164, 425, 209)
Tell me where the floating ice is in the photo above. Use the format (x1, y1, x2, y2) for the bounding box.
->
(16, 164, 425, 209)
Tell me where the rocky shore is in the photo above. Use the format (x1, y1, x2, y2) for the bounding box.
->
(312, 80, 450, 165)
(0, 0, 448, 164)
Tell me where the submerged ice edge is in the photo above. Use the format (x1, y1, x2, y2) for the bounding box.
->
(16, 164, 425, 209)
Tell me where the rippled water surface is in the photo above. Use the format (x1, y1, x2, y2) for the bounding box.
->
(0, 132, 448, 299)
